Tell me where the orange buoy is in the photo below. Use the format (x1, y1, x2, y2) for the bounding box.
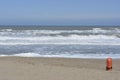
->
(106, 57, 112, 71)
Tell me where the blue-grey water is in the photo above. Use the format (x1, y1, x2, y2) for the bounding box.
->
(0, 25, 120, 59)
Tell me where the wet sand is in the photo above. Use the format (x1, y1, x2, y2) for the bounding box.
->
(0, 57, 120, 80)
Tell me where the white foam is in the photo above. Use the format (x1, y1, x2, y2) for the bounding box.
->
(0, 28, 120, 45)
(0, 34, 119, 45)
(0, 28, 120, 36)
(13, 53, 41, 57)
(1, 53, 120, 59)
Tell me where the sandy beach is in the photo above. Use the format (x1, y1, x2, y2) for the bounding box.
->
(0, 57, 120, 80)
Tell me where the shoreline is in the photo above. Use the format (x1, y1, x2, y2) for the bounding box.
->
(0, 57, 120, 80)
(1, 55, 120, 59)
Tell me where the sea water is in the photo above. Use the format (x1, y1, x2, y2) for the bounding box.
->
(0, 25, 120, 59)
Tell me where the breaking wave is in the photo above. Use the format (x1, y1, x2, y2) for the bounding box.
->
(0, 27, 120, 59)
(0, 28, 120, 45)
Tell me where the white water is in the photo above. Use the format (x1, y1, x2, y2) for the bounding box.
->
(0, 52, 120, 59)
(0, 27, 120, 58)
(0, 28, 120, 45)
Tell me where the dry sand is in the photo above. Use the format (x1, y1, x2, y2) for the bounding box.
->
(0, 57, 120, 80)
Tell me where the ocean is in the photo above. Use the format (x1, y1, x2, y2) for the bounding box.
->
(0, 25, 120, 59)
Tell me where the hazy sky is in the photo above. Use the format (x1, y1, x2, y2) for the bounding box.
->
(0, 0, 120, 25)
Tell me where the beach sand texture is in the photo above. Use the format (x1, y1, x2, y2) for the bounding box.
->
(0, 57, 120, 80)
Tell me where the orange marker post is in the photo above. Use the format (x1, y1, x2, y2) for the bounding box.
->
(106, 57, 112, 71)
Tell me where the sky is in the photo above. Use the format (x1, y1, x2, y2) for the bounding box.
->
(0, 0, 120, 25)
